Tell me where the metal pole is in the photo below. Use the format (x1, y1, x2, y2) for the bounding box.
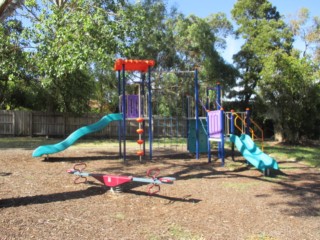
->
(148, 66, 153, 160)
(231, 110, 235, 161)
(122, 64, 126, 162)
(206, 87, 209, 110)
(216, 82, 221, 110)
(207, 111, 211, 163)
(216, 82, 222, 159)
(141, 73, 146, 160)
(194, 68, 199, 159)
(245, 108, 251, 135)
(118, 70, 122, 158)
(220, 108, 225, 166)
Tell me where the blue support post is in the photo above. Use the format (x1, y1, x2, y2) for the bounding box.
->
(206, 87, 209, 110)
(230, 110, 235, 134)
(141, 74, 146, 159)
(148, 66, 153, 160)
(245, 107, 251, 165)
(216, 82, 221, 110)
(207, 111, 211, 163)
(220, 108, 225, 166)
(231, 109, 235, 161)
(216, 83, 222, 159)
(122, 64, 126, 162)
(194, 68, 199, 159)
(245, 108, 251, 135)
(118, 70, 122, 158)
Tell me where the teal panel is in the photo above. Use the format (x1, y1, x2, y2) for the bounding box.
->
(188, 119, 208, 153)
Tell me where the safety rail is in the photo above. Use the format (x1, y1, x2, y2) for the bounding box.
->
(232, 112, 264, 151)
(231, 112, 246, 134)
(224, 111, 237, 136)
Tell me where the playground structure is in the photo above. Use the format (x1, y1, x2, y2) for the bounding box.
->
(196, 83, 279, 175)
(114, 59, 155, 162)
(114, 60, 278, 175)
(67, 162, 176, 195)
(32, 58, 279, 176)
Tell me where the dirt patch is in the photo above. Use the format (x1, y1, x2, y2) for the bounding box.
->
(0, 146, 319, 240)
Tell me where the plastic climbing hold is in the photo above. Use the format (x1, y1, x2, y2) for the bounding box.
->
(136, 117, 144, 123)
(137, 139, 144, 145)
(137, 150, 144, 156)
(136, 128, 144, 134)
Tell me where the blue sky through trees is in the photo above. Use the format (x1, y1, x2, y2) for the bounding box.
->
(167, 0, 320, 63)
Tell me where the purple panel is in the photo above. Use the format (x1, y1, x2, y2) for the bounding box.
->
(208, 110, 222, 138)
(126, 95, 139, 118)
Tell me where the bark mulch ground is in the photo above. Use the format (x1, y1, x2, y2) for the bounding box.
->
(0, 146, 319, 240)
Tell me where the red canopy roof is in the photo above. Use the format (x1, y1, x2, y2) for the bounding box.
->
(114, 59, 155, 72)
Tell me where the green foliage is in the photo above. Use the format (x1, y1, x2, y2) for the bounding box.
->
(1, 0, 319, 141)
(172, 14, 238, 89)
(21, 0, 124, 113)
(230, 0, 320, 142)
(117, 0, 170, 60)
(289, 8, 320, 60)
(231, 0, 293, 106)
(259, 50, 320, 141)
(0, 19, 37, 110)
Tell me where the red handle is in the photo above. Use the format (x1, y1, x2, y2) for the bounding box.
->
(147, 184, 160, 195)
(73, 162, 87, 172)
(146, 168, 160, 179)
(74, 176, 87, 184)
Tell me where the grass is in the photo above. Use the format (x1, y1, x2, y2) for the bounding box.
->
(0, 136, 187, 148)
(263, 143, 320, 168)
(0, 137, 319, 168)
(222, 181, 260, 191)
(167, 224, 204, 240)
(0, 137, 122, 149)
(147, 224, 205, 240)
(246, 233, 279, 240)
(224, 141, 320, 168)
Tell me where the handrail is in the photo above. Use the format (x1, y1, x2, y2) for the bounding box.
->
(232, 112, 246, 134)
(215, 100, 222, 110)
(198, 99, 209, 113)
(232, 112, 264, 151)
(249, 118, 264, 151)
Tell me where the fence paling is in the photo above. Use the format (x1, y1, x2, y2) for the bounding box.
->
(0, 111, 188, 141)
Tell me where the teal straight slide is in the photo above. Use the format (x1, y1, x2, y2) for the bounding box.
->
(230, 134, 279, 174)
(32, 113, 123, 157)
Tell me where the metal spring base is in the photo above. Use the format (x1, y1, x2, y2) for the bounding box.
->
(110, 186, 122, 194)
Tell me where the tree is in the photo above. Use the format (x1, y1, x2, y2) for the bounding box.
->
(229, 0, 320, 142)
(172, 14, 238, 89)
(116, 0, 179, 69)
(0, 19, 37, 110)
(258, 49, 320, 142)
(231, 0, 293, 107)
(20, 0, 125, 113)
(289, 8, 320, 60)
(0, 0, 24, 20)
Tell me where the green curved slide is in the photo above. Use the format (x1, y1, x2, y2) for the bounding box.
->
(230, 134, 279, 174)
(32, 113, 123, 157)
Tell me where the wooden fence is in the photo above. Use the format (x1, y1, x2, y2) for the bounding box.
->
(0, 110, 187, 139)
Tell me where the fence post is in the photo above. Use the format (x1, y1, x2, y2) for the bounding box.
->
(30, 111, 33, 137)
(12, 111, 15, 136)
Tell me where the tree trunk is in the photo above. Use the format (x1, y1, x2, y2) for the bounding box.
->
(273, 122, 284, 142)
